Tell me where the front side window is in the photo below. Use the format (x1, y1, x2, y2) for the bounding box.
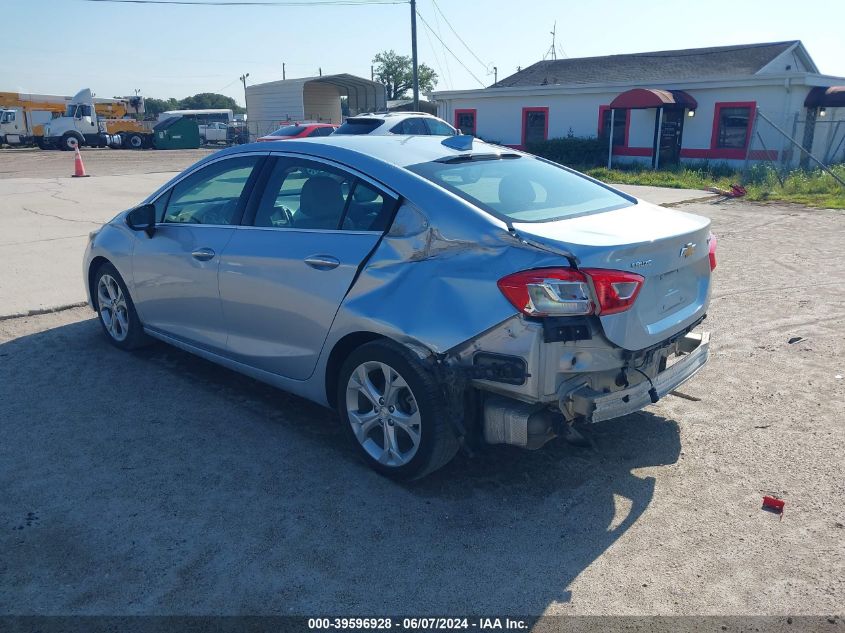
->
(163, 156, 260, 225)
(716, 105, 751, 149)
(253, 158, 395, 231)
(407, 155, 632, 223)
(424, 118, 457, 136)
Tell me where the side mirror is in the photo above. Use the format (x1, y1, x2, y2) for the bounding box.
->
(126, 203, 156, 238)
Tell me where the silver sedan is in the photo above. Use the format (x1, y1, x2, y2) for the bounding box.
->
(84, 135, 714, 479)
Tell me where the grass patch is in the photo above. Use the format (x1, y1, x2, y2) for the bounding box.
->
(580, 162, 845, 209)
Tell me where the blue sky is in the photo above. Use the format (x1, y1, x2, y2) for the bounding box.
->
(3, 0, 844, 105)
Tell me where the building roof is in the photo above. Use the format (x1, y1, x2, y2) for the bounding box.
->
(492, 41, 807, 88)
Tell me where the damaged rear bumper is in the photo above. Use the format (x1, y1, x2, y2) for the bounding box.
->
(566, 331, 710, 423)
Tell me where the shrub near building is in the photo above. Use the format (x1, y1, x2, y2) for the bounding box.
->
(525, 136, 606, 169)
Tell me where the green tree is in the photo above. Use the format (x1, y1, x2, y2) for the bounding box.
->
(178, 93, 245, 114)
(372, 50, 438, 100)
(143, 97, 180, 117)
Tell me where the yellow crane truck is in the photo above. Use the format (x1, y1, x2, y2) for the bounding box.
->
(1, 90, 148, 149)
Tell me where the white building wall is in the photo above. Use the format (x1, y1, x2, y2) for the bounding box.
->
(302, 82, 342, 123)
(438, 81, 823, 167)
(246, 81, 306, 136)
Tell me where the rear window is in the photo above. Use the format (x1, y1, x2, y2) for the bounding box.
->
(407, 155, 633, 223)
(269, 125, 305, 136)
(334, 118, 384, 135)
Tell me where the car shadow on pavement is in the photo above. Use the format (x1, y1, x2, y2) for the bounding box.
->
(0, 317, 680, 614)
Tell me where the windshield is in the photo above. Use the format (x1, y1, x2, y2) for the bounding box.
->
(268, 125, 305, 137)
(65, 104, 92, 118)
(407, 155, 633, 223)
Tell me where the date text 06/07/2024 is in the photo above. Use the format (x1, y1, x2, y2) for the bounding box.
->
(307, 617, 530, 630)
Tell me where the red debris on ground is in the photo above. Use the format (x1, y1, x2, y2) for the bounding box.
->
(762, 495, 786, 516)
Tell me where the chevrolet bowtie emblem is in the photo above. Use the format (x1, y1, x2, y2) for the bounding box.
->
(680, 242, 697, 258)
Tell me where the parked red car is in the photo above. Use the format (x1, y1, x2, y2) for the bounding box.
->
(257, 123, 337, 141)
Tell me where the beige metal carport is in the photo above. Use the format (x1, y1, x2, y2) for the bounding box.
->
(245, 74, 386, 138)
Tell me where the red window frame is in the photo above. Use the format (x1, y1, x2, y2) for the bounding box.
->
(521, 107, 549, 146)
(454, 108, 477, 136)
(709, 101, 756, 159)
(597, 105, 631, 148)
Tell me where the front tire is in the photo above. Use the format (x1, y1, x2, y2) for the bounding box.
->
(93, 263, 150, 350)
(61, 133, 81, 151)
(337, 340, 459, 480)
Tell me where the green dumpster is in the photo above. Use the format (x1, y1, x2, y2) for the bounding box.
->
(153, 116, 201, 150)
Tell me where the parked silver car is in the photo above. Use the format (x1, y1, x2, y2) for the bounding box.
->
(84, 135, 715, 479)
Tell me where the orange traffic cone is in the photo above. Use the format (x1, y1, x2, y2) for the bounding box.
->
(72, 147, 89, 178)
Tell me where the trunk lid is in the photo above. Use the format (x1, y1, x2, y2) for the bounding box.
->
(513, 200, 712, 351)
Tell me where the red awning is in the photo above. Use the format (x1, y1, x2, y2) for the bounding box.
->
(609, 88, 698, 110)
(804, 86, 845, 108)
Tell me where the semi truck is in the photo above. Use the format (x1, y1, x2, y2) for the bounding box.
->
(40, 89, 149, 150)
(0, 90, 146, 149)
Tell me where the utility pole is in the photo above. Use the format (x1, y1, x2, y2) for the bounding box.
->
(410, 0, 419, 110)
(240, 73, 250, 107)
(319, 67, 322, 76)
(371, 65, 374, 81)
(282, 62, 286, 80)
(493, 66, 497, 84)
(240, 73, 250, 140)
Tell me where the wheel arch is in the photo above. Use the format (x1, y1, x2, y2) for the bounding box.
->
(87, 256, 112, 309)
(324, 331, 388, 408)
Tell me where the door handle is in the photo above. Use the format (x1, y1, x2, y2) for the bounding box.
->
(191, 247, 216, 261)
(304, 255, 340, 270)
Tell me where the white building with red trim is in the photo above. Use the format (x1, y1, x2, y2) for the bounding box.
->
(433, 41, 845, 168)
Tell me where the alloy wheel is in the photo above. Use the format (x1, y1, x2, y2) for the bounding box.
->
(345, 361, 422, 467)
(97, 274, 130, 342)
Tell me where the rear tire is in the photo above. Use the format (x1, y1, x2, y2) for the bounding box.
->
(337, 339, 459, 480)
(93, 262, 150, 350)
(126, 133, 144, 149)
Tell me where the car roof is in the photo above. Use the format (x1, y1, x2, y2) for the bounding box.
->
(347, 112, 443, 120)
(214, 134, 517, 169)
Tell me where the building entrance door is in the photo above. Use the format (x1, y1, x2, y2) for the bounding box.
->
(654, 108, 684, 168)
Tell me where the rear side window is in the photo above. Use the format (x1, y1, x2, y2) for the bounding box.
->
(253, 158, 396, 231)
(407, 156, 633, 223)
(334, 118, 384, 135)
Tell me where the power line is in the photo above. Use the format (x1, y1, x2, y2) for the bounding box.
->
(430, 0, 488, 73)
(420, 15, 448, 91)
(428, 0, 453, 90)
(79, 0, 405, 5)
(415, 10, 485, 87)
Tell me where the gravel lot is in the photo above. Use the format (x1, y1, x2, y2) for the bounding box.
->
(0, 147, 215, 179)
(0, 149, 843, 616)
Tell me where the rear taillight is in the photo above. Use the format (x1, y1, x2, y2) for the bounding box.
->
(497, 268, 644, 317)
(497, 268, 593, 317)
(581, 268, 644, 316)
(708, 233, 717, 271)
